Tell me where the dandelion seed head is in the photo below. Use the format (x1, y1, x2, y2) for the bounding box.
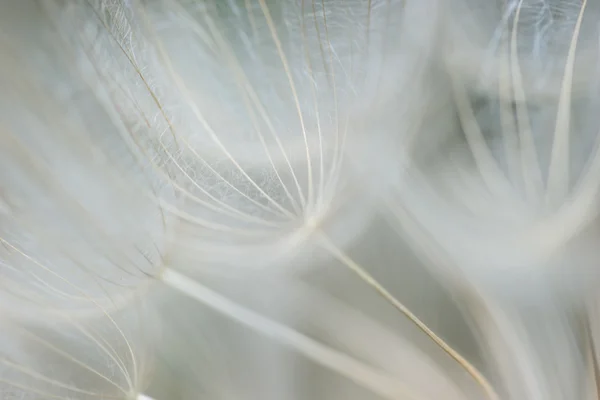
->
(6, 1, 596, 400)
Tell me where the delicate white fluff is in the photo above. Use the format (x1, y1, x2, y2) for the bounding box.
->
(3, 1, 600, 400)
(383, 0, 600, 298)
(0, 302, 155, 400)
(62, 0, 413, 275)
(0, 1, 171, 320)
(442, 0, 600, 98)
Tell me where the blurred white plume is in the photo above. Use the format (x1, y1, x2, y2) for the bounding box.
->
(1, 0, 600, 399)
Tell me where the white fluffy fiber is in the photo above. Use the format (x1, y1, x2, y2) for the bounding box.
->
(1, 1, 600, 400)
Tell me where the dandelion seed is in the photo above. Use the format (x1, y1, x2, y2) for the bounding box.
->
(12, 0, 600, 399)
(0, 1, 481, 399)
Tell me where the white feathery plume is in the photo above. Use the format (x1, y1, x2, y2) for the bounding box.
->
(0, 1, 476, 400)
(442, 0, 600, 99)
(385, 0, 600, 295)
(376, 0, 600, 398)
(0, 0, 170, 321)
(5, 0, 600, 400)
(67, 0, 397, 276)
(0, 296, 155, 400)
